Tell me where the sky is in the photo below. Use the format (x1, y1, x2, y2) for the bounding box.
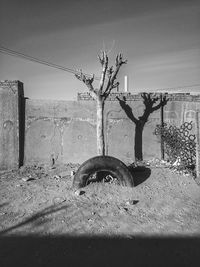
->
(0, 0, 200, 100)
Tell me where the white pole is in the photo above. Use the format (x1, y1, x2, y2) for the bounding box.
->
(124, 75, 128, 92)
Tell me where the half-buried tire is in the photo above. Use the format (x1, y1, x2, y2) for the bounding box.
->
(72, 155, 134, 189)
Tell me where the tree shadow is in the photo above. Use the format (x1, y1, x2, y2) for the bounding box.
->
(18, 82, 27, 168)
(116, 93, 168, 162)
(0, 203, 69, 236)
(128, 165, 151, 186)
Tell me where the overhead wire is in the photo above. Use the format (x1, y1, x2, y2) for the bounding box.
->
(0, 45, 200, 91)
(0, 45, 100, 80)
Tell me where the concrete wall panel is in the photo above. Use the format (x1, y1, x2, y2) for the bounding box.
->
(26, 99, 96, 120)
(62, 120, 96, 163)
(0, 81, 23, 170)
(106, 119, 135, 164)
(143, 115, 161, 160)
(25, 119, 61, 164)
(24, 96, 200, 165)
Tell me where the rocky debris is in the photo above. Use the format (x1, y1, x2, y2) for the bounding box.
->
(74, 189, 86, 196)
(16, 163, 80, 183)
(53, 175, 61, 181)
(58, 170, 70, 178)
(21, 177, 36, 182)
(70, 170, 76, 177)
(146, 158, 196, 177)
(102, 174, 119, 184)
(18, 164, 49, 180)
(49, 163, 80, 180)
(125, 200, 139, 205)
(86, 173, 120, 186)
(129, 161, 150, 168)
(53, 197, 66, 204)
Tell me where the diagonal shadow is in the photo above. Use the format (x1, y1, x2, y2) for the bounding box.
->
(0, 203, 69, 235)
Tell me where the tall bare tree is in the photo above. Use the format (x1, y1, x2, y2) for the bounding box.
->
(75, 51, 127, 155)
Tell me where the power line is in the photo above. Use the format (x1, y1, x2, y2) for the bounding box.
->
(0, 45, 200, 91)
(0, 45, 100, 80)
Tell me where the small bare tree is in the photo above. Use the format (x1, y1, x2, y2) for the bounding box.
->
(75, 51, 127, 155)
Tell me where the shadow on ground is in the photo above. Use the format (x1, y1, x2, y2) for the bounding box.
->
(0, 203, 69, 236)
(0, 204, 198, 266)
(128, 165, 151, 186)
(0, 235, 199, 267)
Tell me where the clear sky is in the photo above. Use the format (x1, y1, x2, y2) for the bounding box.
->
(0, 0, 200, 100)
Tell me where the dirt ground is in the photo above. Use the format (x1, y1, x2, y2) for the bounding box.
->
(0, 160, 200, 266)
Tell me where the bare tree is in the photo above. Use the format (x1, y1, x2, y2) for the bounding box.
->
(75, 51, 127, 155)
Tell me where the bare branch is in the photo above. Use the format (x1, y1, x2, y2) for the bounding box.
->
(75, 71, 97, 99)
(98, 50, 104, 66)
(111, 54, 127, 82)
(107, 66, 114, 78)
(98, 51, 109, 92)
(112, 82, 119, 89)
(104, 82, 119, 99)
(103, 66, 113, 95)
(75, 52, 127, 100)
(116, 53, 127, 65)
(104, 53, 127, 95)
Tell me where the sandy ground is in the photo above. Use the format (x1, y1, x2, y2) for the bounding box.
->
(0, 160, 200, 266)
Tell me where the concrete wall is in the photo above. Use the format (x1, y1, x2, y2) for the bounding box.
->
(0, 81, 24, 170)
(24, 97, 161, 165)
(164, 98, 200, 136)
(25, 100, 97, 165)
(1, 80, 200, 169)
(24, 93, 200, 166)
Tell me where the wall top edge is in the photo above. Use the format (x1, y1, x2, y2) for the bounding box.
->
(0, 80, 23, 86)
(78, 91, 200, 96)
(77, 91, 200, 102)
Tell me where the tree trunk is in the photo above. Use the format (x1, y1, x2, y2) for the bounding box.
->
(134, 121, 144, 161)
(96, 96, 105, 155)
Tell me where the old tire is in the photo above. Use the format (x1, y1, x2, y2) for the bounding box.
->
(72, 156, 134, 189)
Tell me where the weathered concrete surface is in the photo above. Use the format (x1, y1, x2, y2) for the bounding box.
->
(1, 81, 200, 169)
(25, 94, 200, 166)
(0, 81, 24, 170)
(164, 100, 200, 137)
(25, 100, 97, 165)
(25, 119, 61, 164)
(25, 98, 162, 165)
(105, 100, 161, 162)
